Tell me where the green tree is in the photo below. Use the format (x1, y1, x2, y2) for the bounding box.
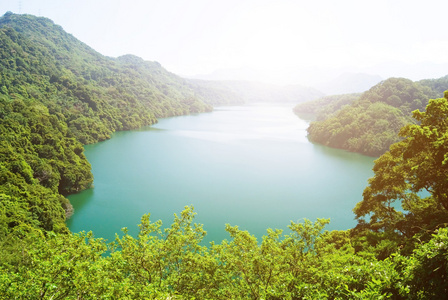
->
(303, 78, 438, 156)
(353, 93, 448, 254)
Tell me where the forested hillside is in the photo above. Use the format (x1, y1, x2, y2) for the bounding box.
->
(189, 79, 324, 104)
(296, 77, 442, 156)
(293, 93, 361, 121)
(1, 93, 448, 298)
(314, 72, 382, 95)
(0, 13, 215, 142)
(0, 12, 215, 244)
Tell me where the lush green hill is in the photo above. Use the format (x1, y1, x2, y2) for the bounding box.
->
(0, 12, 215, 240)
(297, 77, 441, 156)
(0, 13, 213, 143)
(314, 72, 382, 95)
(189, 79, 324, 104)
(186, 79, 245, 105)
(0, 12, 319, 243)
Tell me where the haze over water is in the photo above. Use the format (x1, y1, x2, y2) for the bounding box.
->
(67, 104, 375, 243)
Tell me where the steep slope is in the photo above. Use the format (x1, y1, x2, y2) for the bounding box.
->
(418, 74, 448, 95)
(0, 12, 212, 239)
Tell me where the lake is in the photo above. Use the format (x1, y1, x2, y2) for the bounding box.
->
(67, 103, 375, 243)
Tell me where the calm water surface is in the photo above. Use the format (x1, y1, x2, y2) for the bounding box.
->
(67, 104, 375, 243)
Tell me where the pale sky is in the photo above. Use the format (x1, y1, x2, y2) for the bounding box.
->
(2, 0, 448, 84)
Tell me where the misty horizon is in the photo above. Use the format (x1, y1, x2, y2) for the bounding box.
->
(2, 0, 448, 88)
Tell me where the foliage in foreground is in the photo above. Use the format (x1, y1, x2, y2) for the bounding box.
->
(353, 94, 448, 259)
(0, 205, 446, 299)
(1, 89, 448, 299)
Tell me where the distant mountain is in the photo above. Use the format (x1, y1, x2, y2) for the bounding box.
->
(293, 93, 361, 121)
(313, 73, 383, 95)
(366, 60, 448, 82)
(190, 60, 448, 95)
(191, 67, 381, 98)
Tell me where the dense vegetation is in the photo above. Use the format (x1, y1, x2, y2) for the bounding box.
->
(0, 13, 215, 143)
(296, 77, 445, 156)
(1, 12, 448, 299)
(0, 12, 216, 249)
(314, 72, 382, 95)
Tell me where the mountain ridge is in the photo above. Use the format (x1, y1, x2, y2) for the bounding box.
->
(295, 76, 447, 156)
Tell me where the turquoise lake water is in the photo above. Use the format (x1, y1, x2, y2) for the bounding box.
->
(67, 104, 375, 243)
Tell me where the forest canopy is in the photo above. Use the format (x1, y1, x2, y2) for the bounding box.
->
(295, 77, 447, 156)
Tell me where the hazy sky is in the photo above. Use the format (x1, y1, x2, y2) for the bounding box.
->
(2, 0, 448, 84)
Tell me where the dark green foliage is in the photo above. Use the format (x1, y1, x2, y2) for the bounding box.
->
(303, 77, 441, 156)
(0, 96, 91, 236)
